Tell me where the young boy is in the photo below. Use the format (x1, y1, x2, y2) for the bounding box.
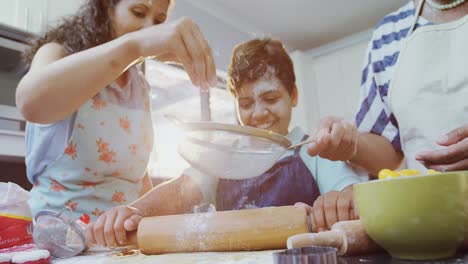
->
(85, 39, 361, 248)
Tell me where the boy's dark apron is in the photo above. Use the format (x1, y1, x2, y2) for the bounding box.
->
(216, 136, 321, 211)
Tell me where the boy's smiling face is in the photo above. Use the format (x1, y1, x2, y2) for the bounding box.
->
(236, 75, 298, 136)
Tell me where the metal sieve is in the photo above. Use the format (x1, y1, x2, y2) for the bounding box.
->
(176, 121, 316, 180)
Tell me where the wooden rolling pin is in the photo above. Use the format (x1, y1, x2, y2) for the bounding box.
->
(287, 220, 382, 256)
(127, 206, 312, 254)
(125, 209, 468, 256)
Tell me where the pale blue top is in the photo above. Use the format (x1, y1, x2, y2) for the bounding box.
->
(25, 114, 76, 183)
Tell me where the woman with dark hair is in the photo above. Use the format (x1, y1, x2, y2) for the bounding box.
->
(16, 0, 216, 247)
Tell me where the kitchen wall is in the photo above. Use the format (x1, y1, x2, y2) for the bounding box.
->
(0, 0, 252, 71)
(290, 30, 371, 133)
(0, 2, 15, 27)
(169, 0, 254, 70)
(0, 0, 86, 34)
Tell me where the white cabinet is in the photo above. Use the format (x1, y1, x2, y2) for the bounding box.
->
(311, 42, 367, 123)
(290, 34, 369, 131)
(0, 0, 85, 35)
(0, 0, 47, 34)
(0, 106, 25, 162)
(45, 0, 86, 29)
(0, 1, 17, 28)
(0, 128, 25, 162)
(16, 0, 47, 34)
(290, 51, 319, 133)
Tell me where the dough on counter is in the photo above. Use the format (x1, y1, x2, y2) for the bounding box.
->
(101, 250, 278, 264)
(112, 249, 139, 257)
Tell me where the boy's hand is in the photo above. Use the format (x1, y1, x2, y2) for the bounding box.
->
(307, 116, 358, 162)
(296, 186, 358, 232)
(85, 205, 141, 248)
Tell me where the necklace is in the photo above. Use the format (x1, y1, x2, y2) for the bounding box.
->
(426, 0, 467, 10)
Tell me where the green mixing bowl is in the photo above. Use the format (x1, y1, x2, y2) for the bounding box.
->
(354, 171, 468, 260)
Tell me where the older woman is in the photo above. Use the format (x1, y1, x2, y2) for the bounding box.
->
(308, 0, 468, 176)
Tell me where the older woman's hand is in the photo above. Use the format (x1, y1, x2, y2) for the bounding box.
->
(416, 125, 468, 171)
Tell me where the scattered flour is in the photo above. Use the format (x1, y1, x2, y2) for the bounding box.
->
(175, 206, 216, 251)
(99, 250, 278, 264)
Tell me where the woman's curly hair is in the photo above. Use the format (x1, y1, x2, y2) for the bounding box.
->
(23, 0, 121, 66)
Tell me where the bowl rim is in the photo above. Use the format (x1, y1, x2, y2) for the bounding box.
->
(177, 121, 292, 148)
(355, 170, 468, 187)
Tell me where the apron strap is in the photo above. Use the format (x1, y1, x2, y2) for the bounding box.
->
(409, 0, 426, 34)
(293, 135, 309, 156)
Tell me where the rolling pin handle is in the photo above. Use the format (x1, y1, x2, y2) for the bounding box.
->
(287, 230, 345, 255)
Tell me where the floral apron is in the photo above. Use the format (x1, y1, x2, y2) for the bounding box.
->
(29, 67, 153, 221)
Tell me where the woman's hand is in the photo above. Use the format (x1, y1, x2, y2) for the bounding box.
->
(296, 186, 358, 232)
(416, 125, 468, 171)
(85, 205, 141, 248)
(131, 17, 217, 89)
(307, 116, 358, 161)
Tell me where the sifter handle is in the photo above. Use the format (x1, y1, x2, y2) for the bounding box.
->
(200, 89, 211, 121)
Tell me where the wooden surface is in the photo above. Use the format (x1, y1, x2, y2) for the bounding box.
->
(137, 206, 310, 254)
(52, 249, 279, 264)
(51, 250, 468, 264)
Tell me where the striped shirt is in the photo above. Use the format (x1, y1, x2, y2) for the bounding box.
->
(355, 1, 431, 152)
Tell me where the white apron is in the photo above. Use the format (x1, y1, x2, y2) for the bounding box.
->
(388, 0, 468, 171)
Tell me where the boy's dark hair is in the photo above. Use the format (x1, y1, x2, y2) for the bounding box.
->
(227, 38, 296, 97)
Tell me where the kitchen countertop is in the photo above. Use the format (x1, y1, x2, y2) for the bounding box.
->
(52, 249, 468, 264)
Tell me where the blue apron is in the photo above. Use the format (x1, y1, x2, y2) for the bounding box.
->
(216, 136, 320, 211)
